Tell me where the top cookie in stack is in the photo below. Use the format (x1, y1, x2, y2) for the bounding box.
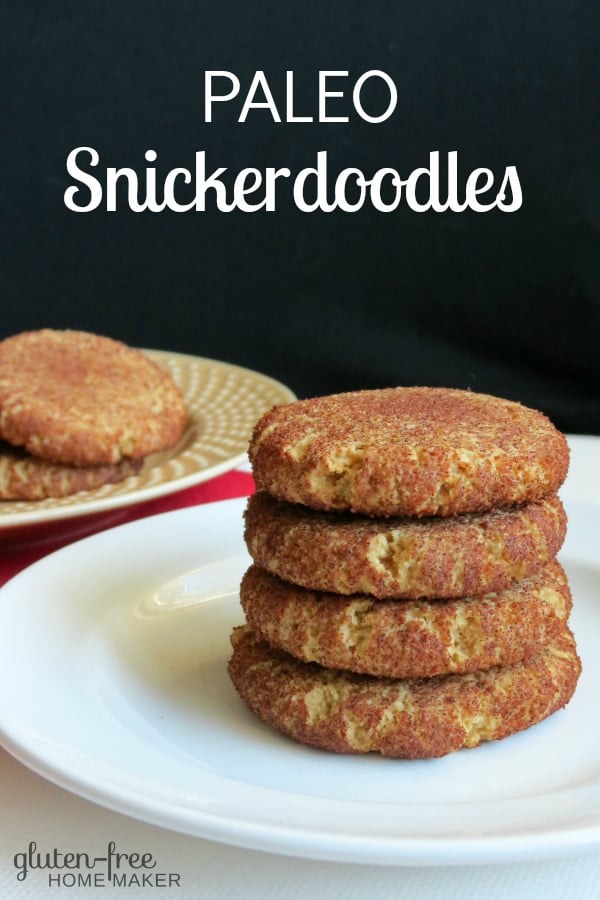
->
(229, 387, 580, 759)
(246, 386, 569, 518)
(0, 329, 187, 499)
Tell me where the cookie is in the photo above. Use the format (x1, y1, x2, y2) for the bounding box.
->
(228, 624, 581, 758)
(249, 387, 569, 517)
(0, 441, 143, 500)
(240, 561, 572, 678)
(244, 492, 567, 599)
(0, 329, 187, 465)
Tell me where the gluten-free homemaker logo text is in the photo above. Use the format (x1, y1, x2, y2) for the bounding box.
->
(13, 841, 181, 889)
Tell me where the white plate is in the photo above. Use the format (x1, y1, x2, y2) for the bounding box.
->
(0, 437, 599, 867)
(0, 350, 294, 533)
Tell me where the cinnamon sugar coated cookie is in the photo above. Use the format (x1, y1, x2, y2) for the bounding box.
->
(0, 329, 187, 465)
(228, 625, 581, 758)
(249, 387, 569, 516)
(240, 561, 572, 678)
(244, 491, 567, 599)
(233, 384, 578, 757)
(0, 441, 143, 500)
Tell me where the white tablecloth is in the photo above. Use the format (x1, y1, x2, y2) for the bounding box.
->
(2, 748, 599, 899)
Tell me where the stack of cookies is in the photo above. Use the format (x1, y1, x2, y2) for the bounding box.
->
(0, 329, 187, 500)
(228, 387, 581, 758)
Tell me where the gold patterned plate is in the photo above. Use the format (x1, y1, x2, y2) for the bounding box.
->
(0, 350, 295, 532)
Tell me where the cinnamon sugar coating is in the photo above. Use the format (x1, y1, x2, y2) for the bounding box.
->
(249, 387, 569, 517)
(228, 624, 581, 758)
(0, 441, 143, 499)
(0, 330, 187, 465)
(240, 561, 572, 678)
(244, 492, 567, 599)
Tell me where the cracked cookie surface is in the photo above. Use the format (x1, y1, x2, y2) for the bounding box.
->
(240, 560, 572, 678)
(227, 624, 581, 758)
(245, 491, 567, 599)
(0, 329, 187, 466)
(0, 441, 144, 499)
(249, 387, 569, 517)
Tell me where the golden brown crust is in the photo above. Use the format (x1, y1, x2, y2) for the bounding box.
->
(244, 492, 567, 599)
(240, 562, 572, 678)
(0, 329, 187, 465)
(228, 625, 581, 758)
(0, 441, 143, 499)
(249, 387, 569, 517)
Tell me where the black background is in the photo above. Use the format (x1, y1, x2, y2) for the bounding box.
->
(2, 2, 599, 432)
